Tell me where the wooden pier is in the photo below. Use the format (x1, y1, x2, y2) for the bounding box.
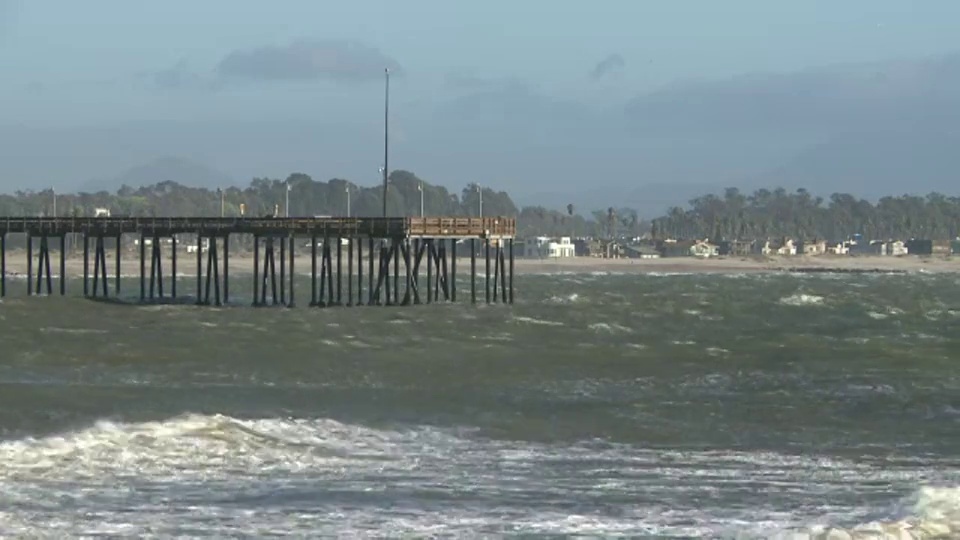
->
(0, 216, 517, 306)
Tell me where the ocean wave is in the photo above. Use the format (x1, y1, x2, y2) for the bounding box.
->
(0, 415, 958, 537)
(775, 486, 960, 539)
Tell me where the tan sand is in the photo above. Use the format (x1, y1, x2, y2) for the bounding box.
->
(3, 248, 959, 277)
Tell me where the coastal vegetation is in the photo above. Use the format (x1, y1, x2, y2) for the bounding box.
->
(652, 188, 960, 242)
(2, 172, 960, 241)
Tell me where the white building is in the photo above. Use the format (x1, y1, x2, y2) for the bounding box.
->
(886, 240, 908, 256)
(523, 236, 575, 258)
(690, 240, 719, 258)
(546, 237, 575, 258)
(825, 242, 849, 255)
(94, 208, 111, 217)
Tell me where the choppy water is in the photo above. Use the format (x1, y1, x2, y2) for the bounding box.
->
(1, 270, 960, 538)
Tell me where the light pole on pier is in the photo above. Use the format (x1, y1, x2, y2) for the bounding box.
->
(418, 181, 424, 217)
(476, 184, 483, 219)
(345, 184, 352, 218)
(381, 67, 390, 218)
(285, 181, 291, 217)
(217, 187, 224, 218)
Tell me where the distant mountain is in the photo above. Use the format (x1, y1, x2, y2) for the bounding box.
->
(79, 156, 236, 193)
(749, 127, 960, 200)
(619, 52, 960, 201)
(623, 53, 960, 137)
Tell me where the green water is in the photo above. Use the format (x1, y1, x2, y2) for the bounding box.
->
(0, 271, 959, 537)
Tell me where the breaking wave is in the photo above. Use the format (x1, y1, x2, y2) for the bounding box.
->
(0, 414, 958, 537)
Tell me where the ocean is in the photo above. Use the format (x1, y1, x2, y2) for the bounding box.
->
(0, 270, 959, 538)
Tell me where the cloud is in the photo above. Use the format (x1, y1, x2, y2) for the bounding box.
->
(590, 53, 625, 80)
(443, 73, 525, 92)
(623, 53, 960, 135)
(215, 39, 402, 83)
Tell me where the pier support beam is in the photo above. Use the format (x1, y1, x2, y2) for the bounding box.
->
(336, 236, 343, 306)
(310, 235, 317, 307)
(0, 233, 5, 298)
(279, 235, 286, 306)
(509, 238, 515, 304)
(171, 235, 177, 299)
(197, 235, 228, 306)
(450, 239, 457, 302)
(402, 238, 412, 305)
(316, 239, 333, 307)
(26, 235, 32, 296)
(288, 235, 295, 308)
(223, 235, 230, 305)
(116, 234, 122, 296)
(59, 235, 66, 296)
(485, 238, 491, 304)
(149, 235, 165, 300)
(83, 235, 89, 297)
(195, 234, 203, 305)
(253, 235, 260, 306)
(91, 236, 108, 298)
(29, 235, 53, 296)
(356, 236, 364, 306)
(367, 237, 374, 304)
(258, 236, 280, 306)
(140, 234, 147, 302)
(347, 236, 354, 306)
(471, 238, 477, 304)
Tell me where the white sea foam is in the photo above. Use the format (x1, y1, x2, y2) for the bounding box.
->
(0, 415, 958, 537)
(587, 322, 632, 333)
(779, 294, 826, 306)
(547, 292, 580, 303)
(511, 315, 564, 326)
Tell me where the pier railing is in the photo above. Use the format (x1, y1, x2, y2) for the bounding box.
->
(0, 216, 516, 238)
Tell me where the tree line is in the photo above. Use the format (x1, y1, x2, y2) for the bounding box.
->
(651, 188, 960, 242)
(8, 175, 950, 242)
(0, 170, 622, 238)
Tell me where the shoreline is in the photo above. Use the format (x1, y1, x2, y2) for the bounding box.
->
(1, 250, 959, 277)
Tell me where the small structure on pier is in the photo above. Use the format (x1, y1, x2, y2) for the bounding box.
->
(0, 216, 517, 306)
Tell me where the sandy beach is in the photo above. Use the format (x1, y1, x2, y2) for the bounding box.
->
(2, 249, 960, 277)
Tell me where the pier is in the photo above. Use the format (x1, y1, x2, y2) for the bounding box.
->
(0, 216, 516, 306)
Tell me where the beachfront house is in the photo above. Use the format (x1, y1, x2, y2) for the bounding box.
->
(546, 237, 576, 258)
(777, 239, 798, 256)
(522, 236, 575, 258)
(690, 240, 719, 258)
(887, 240, 908, 256)
(623, 244, 661, 259)
(802, 240, 827, 256)
(905, 239, 933, 256)
(850, 241, 883, 255)
(825, 242, 849, 255)
(657, 239, 694, 258)
(522, 236, 551, 258)
(717, 240, 753, 256)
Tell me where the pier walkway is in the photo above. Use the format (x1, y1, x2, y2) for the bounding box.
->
(0, 216, 516, 307)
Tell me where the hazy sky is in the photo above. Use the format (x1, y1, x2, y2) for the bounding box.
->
(4, 0, 959, 125)
(2, 0, 960, 208)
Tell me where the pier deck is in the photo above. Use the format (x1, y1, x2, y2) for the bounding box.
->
(0, 216, 515, 239)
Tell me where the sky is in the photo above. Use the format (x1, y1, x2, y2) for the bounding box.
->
(2, 0, 960, 210)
